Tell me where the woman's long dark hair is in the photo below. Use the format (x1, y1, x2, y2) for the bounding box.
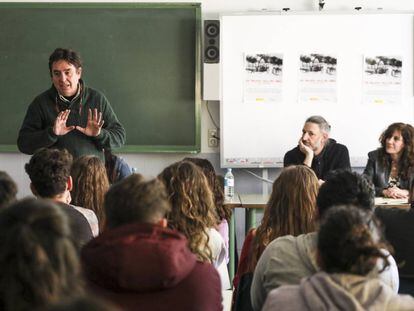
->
(379, 122, 414, 179)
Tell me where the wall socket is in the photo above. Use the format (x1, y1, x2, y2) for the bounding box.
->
(208, 129, 219, 148)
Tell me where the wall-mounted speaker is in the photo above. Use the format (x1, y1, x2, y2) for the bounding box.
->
(204, 20, 220, 63)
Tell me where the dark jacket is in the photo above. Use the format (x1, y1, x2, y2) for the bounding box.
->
(55, 202, 93, 249)
(376, 207, 414, 278)
(283, 138, 350, 180)
(81, 223, 223, 311)
(363, 149, 413, 196)
(17, 81, 126, 160)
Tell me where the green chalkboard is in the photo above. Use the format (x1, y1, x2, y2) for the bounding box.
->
(0, 3, 201, 153)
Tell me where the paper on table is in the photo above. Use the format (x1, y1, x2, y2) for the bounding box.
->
(374, 197, 409, 205)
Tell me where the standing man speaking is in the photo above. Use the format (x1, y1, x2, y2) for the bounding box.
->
(18, 48, 126, 160)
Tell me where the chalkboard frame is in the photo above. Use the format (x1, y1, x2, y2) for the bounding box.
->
(0, 2, 201, 153)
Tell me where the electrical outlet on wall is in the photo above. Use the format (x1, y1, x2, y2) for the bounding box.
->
(208, 129, 219, 148)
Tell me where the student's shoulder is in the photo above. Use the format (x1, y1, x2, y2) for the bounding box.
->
(183, 261, 222, 308)
(266, 232, 317, 252)
(260, 233, 318, 271)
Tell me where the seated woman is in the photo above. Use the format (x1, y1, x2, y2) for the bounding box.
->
(184, 157, 232, 263)
(232, 165, 319, 311)
(364, 122, 414, 198)
(159, 161, 230, 290)
(0, 198, 83, 310)
(262, 205, 414, 311)
(71, 155, 110, 235)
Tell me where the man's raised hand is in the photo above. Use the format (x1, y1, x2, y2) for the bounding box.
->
(53, 109, 75, 136)
(76, 108, 104, 137)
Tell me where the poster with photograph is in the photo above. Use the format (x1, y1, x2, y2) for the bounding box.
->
(243, 53, 283, 103)
(298, 53, 337, 103)
(363, 55, 402, 105)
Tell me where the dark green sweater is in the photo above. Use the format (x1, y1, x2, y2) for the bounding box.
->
(17, 82, 126, 160)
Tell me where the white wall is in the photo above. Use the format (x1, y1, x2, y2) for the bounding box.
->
(2, 0, 414, 200)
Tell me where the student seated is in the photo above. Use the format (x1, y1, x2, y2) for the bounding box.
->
(262, 205, 414, 311)
(0, 171, 17, 209)
(232, 165, 319, 311)
(159, 161, 230, 289)
(25, 148, 94, 246)
(184, 157, 232, 263)
(0, 198, 84, 311)
(81, 174, 222, 311)
(104, 149, 132, 184)
(250, 170, 399, 311)
(363, 122, 414, 198)
(71, 155, 109, 233)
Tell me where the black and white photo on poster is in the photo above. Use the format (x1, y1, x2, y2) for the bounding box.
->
(243, 53, 283, 104)
(363, 55, 402, 105)
(298, 53, 337, 103)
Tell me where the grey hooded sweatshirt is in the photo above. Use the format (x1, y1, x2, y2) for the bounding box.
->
(262, 272, 414, 311)
(251, 233, 399, 311)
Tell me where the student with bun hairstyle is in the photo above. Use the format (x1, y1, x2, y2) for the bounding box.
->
(263, 205, 414, 310)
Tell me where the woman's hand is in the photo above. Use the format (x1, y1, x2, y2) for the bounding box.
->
(382, 186, 409, 199)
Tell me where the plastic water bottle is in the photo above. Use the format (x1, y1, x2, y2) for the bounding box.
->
(224, 168, 235, 199)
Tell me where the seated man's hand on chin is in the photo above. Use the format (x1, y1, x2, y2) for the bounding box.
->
(299, 139, 314, 167)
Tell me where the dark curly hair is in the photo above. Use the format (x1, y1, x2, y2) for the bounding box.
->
(318, 205, 389, 276)
(378, 122, 414, 180)
(0, 198, 83, 311)
(105, 174, 171, 229)
(25, 148, 73, 198)
(183, 157, 232, 222)
(0, 171, 17, 209)
(49, 48, 82, 76)
(317, 170, 375, 218)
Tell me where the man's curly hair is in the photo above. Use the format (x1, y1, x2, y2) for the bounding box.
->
(25, 148, 73, 198)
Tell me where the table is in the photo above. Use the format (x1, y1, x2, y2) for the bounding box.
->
(239, 194, 411, 229)
(374, 197, 410, 210)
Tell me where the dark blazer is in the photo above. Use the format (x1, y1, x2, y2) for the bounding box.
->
(363, 149, 412, 196)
